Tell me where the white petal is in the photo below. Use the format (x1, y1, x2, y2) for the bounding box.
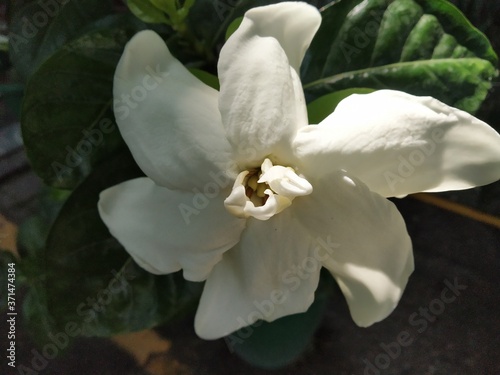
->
(239, 2, 321, 73)
(293, 90, 500, 197)
(223, 171, 249, 218)
(259, 165, 313, 198)
(114, 30, 235, 190)
(294, 170, 413, 327)
(194, 210, 319, 339)
(243, 189, 292, 221)
(218, 3, 320, 167)
(98, 177, 246, 281)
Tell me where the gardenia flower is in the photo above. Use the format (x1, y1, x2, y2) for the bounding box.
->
(98, 2, 500, 339)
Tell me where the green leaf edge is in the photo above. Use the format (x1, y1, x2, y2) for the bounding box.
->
(307, 87, 376, 124)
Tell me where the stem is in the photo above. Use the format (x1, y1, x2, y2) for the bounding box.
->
(411, 193, 500, 229)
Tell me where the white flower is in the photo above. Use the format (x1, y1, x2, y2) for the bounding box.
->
(98, 2, 500, 339)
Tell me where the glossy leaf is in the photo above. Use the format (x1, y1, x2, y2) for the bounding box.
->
(187, 0, 277, 52)
(8, 0, 113, 80)
(225, 16, 243, 41)
(302, 0, 498, 113)
(42, 151, 203, 336)
(149, 0, 177, 14)
(307, 87, 375, 124)
(17, 187, 70, 258)
(126, 0, 170, 24)
(21, 28, 134, 189)
(189, 68, 220, 90)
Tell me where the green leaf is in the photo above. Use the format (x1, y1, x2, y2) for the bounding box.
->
(307, 87, 375, 124)
(126, 0, 170, 24)
(8, 0, 113, 80)
(83, 13, 149, 35)
(13, 187, 69, 343)
(22, 283, 57, 347)
(189, 68, 220, 90)
(149, 0, 177, 15)
(21, 28, 135, 189)
(225, 16, 243, 41)
(17, 187, 70, 259)
(302, 0, 498, 113)
(42, 151, 203, 336)
(187, 0, 277, 51)
(226, 291, 328, 369)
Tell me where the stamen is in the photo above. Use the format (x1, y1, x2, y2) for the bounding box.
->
(224, 158, 312, 220)
(256, 183, 267, 198)
(247, 174, 259, 191)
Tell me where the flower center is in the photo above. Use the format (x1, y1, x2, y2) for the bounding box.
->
(224, 158, 313, 220)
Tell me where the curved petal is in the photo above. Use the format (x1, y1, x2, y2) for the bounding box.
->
(114, 30, 235, 190)
(218, 3, 321, 167)
(294, 170, 413, 327)
(194, 210, 320, 339)
(98, 177, 246, 281)
(293, 90, 500, 197)
(240, 2, 321, 73)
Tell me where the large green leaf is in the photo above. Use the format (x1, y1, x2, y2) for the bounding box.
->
(8, 0, 113, 80)
(42, 151, 203, 336)
(21, 28, 135, 189)
(17, 188, 70, 258)
(302, 0, 498, 113)
(16, 188, 70, 345)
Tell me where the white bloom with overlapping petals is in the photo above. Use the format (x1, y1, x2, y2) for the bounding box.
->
(98, 2, 500, 340)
